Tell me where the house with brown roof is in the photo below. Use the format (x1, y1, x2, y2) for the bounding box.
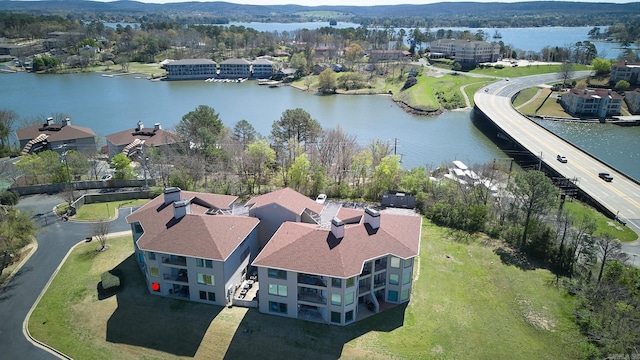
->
(126, 188, 260, 305)
(245, 187, 324, 248)
(561, 88, 623, 118)
(16, 117, 97, 155)
(252, 207, 422, 326)
(105, 121, 179, 158)
(610, 61, 640, 85)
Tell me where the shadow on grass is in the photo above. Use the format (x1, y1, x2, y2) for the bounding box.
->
(494, 247, 535, 271)
(223, 303, 407, 359)
(105, 255, 222, 357)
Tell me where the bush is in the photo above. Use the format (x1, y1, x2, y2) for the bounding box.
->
(494, 64, 505, 69)
(402, 76, 418, 90)
(100, 270, 122, 293)
(0, 190, 19, 206)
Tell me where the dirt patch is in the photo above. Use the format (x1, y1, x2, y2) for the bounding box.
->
(518, 298, 556, 331)
(394, 99, 444, 116)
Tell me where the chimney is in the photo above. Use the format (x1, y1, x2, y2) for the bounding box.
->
(136, 120, 144, 131)
(154, 123, 161, 132)
(163, 187, 181, 206)
(331, 218, 345, 239)
(364, 208, 380, 230)
(173, 199, 191, 219)
(46, 117, 54, 126)
(62, 117, 71, 126)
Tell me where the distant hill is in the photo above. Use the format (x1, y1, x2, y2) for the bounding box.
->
(1, 1, 639, 26)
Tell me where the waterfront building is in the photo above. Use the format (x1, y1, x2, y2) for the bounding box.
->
(164, 59, 217, 80)
(561, 88, 623, 118)
(105, 120, 179, 158)
(610, 61, 640, 85)
(16, 117, 96, 155)
(430, 39, 500, 64)
(219, 58, 252, 78)
(251, 58, 273, 79)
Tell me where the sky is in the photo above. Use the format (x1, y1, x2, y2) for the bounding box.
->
(127, 0, 635, 5)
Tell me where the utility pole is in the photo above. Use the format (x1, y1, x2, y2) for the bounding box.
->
(538, 152, 543, 171)
(394, 138, 398, 156)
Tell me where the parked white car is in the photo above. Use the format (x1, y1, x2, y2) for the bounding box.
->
(315, 193, 327, 204)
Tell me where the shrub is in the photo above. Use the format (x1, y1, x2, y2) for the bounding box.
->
(100, 270, 122, 293)
(0, 190, 19, 205)
(401, 76, 418, 90)
(494, 64, 505, 69)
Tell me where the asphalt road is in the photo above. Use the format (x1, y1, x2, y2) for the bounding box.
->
(0, 194, 132, 359)
(474, 72, 640, 262)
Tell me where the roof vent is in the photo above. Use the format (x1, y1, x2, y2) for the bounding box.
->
(364, 208, 380, 230)
(331, 218, 345, 239)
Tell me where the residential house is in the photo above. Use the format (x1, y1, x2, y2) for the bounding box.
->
(275, 67, 297, 80)
(252, 207, 422, 326)
(43, 31, 84, 51)
(164, 59, 217, 80)
(624, 88, 640, 114)
(369, 50, 411, 62)
(126, 188, 260, 305)
(430, 39, 500, 64)
(251, 58, 273, 79)
(245, 187, 324, 248)
(610, 61, 640, 85)
(105, 121, 179, 158)
(16, 117, 96, 155)
(561, 88, 623, 118)
(219, 58, 252, 78)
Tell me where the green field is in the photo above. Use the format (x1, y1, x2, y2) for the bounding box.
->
(29, 221, 589, 359)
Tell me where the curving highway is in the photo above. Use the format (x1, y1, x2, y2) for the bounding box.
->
(474, 72, 640, 236)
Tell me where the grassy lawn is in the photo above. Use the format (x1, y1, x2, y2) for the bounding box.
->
(68, 199, 151, 221)
(471, 64, 591, 78)
(513, 87, 541, 108)
(463, 81, 493, 107)
(29, 221, 589, 359)
(563, 201, 638, 242)
(517, 88, 552, 116)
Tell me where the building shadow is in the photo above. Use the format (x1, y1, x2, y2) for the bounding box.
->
(105, 255, 222, 357)
(223, 303, 407, 359)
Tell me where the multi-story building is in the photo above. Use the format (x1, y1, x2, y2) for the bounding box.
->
(369, 50, 411, 62)
(430, 39, 500, 64)
(219, 58, 252, 78)
(624, 88, 640, 114)
(126, 188, 260, 306)
(164, 59, 217, 80)
(251, 58, 273, 79)
(16, 117, 96, 155)
(126, 187, 422, 326)
(252, 207, 422, 326)
(561, 88, 623, 118)
(610, 61, 640, 85)
(105, 121, 179, 158)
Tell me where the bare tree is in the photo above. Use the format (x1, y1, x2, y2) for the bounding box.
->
(596, 233, 628, 285)
(92, 218, 111, 252)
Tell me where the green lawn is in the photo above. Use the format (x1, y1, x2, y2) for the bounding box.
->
(28, 220, 589, 359)
(72, 199, 151, 221)
(517, 88, 552, 116)
(563, 201, 638, 242)
(513, 87, 541, 108)
(471, 64, 591, 78)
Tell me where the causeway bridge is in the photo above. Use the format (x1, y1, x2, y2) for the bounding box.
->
(474, 72, 640, 235)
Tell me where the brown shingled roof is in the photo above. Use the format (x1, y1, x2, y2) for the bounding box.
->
(252, 212, 422, 278)
(126, 191, 257, 260)
(16, 123, 95, 142)
(245, 188, 324, 216)
(106, 127, 179, 147)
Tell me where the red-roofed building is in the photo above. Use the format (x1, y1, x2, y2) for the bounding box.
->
(105, 121, 179, 158)
(16, 117, 96, 155)
(126, 188, 259, 305)
(252, 207, 422, 326)
(561, 88, 623, 118)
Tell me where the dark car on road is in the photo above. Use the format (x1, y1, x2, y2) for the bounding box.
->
(599, 172, 613, 182)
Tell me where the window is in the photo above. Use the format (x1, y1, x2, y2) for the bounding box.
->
(403, 271, 411, 285)
(268, 268, 287, 280)
(197, 273, 214, 286)
(149, 267, 159, 277)
(205, 260, 213, 268)
(138, 252, 145, 264)
(346, 277, 355, 288)
(345, 310, 354, 323)
(199, 290, 207, 300)
(388, 290, 398, 302)
(196, 258, 203, 267)
(404, 258, 413, 268)
(390, 256, 400, 268)
(389, 274, 399, 285)
(332, 278, 342, 288)
(208, 292, 216, 301)
(331, 293, 341, 306)
(148, 252, 156, 261)
(401, 289, 410, 301)
(331, 311, 341, 323)
(268, 284, 287, 297)
(269, 301, 287, 314)
(134, 223, 143, 233)
(345, 292, 354, 306)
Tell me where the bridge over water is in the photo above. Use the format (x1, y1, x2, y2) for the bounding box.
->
(474, 72, 640, 235)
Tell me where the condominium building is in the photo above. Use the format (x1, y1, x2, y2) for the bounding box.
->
(561, 88, 623, 118)
(164, 59, 217, 80)
(610, 61, 640, 85)
(431, 39, 500, 64)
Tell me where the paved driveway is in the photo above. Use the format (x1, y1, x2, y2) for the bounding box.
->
(0, 194, 132, 359)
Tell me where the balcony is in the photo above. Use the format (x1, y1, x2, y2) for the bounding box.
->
(162, 256, 187, 267)
(164, 271, 188, 283)
(298, 274, 326, 287)
(373, 280, 386, 290)
(374, 260, 387, 272)
(298, 292, 327, 305)
(360, 263, 372, 276)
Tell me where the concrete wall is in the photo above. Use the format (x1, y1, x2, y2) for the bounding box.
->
(11, 179, 156, 196)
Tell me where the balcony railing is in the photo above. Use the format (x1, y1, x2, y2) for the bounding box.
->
(162, 256, 187, 267)
(373, 280, 386, 289)
(361, 264, 372, 276)
(374, 261, 387, 272)
(298, 292, 327, 305)
(163, 273, 188, 283)
(298, 274, 327, 287)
